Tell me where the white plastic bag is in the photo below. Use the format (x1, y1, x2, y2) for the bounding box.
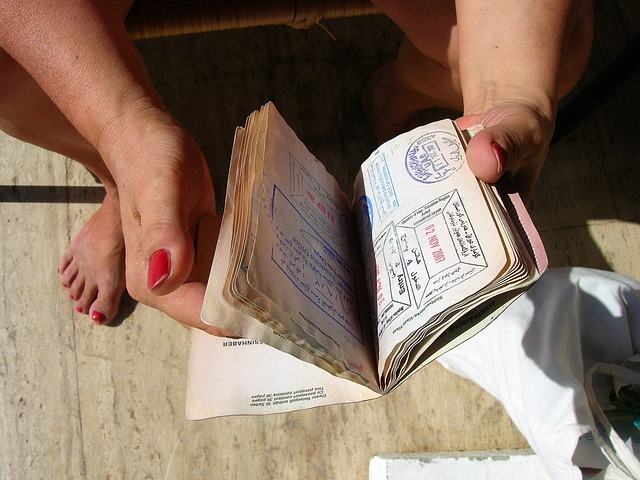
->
(438, 267, 640, 479)
(584, 361, 640, 479)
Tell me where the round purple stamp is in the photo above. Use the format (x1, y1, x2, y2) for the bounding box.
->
(405, 130, 464, 184)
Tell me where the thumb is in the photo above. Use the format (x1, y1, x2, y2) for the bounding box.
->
(151, 215, 235, 337)
(143, 194, 196, 295)
(143, 155, 216, 296)
(153, 282, 236, 337)
(145, 244, 194, 296)
(119, 180, 196, 303)
(463, 127, 507, 185)
(457, 114, 548, 203)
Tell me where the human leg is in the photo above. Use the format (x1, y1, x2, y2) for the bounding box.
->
(0, 0, 219, 329)
(365, 0, 462, 143)
(0, 48, 125, 324)
(367, 0, 594, 203)
(369, 0, 593, 130)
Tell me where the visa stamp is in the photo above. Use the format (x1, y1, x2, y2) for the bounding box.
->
(405, 130, 464, 184)
(356, 194, 373, 234)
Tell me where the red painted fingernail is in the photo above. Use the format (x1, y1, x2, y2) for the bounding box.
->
(91, 311, 107, 325)
(491, 141, 505, 174)
(148, 249, 170, 290)
(76, 305, 83, 314)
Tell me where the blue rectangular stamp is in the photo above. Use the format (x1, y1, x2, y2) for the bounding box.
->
(366, 151, 399, 221)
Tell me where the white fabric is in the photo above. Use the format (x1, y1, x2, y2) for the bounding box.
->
(438, 267, 640, 479)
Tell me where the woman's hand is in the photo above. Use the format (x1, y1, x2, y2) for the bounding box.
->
(457, 103, 555, 204)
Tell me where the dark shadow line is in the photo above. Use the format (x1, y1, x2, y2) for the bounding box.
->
(0, 185, 105, 204)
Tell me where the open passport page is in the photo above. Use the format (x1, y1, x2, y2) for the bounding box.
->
(187, 102, 548, 419)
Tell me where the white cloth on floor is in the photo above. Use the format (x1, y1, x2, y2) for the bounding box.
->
(438, 267, 640, 479)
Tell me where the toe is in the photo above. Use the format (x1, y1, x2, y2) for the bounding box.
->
(68, 275, 85, 302)
(89, 290, 123, 325)
(89, 310, 109, 325)
(58, 250, 74, 274)
(61, 261, 80, 290)
(89, 273, 126, 325)
(76, 285, 97, 316)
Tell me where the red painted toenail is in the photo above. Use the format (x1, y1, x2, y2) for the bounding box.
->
(63, 282, 69, 288)
(148, 249, 171, 290)
(91, 311, 107, 324)
(76, 305, 83, 313)
(69, 294, 75, 300)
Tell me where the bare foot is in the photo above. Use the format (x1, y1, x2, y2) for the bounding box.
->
(58, 193, 125, 325)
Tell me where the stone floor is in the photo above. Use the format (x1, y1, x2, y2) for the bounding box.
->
(1, 1, 639, 478)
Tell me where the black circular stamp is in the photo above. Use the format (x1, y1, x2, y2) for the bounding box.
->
(405, 130, 464, 184)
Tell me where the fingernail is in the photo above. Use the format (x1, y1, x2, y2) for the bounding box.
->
(148, 249, 170, 290)
(491, 141, 505, 174)
(91, 311, 107, 325)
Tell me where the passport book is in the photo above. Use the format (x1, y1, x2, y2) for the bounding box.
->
(187, 102, 547, 419)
